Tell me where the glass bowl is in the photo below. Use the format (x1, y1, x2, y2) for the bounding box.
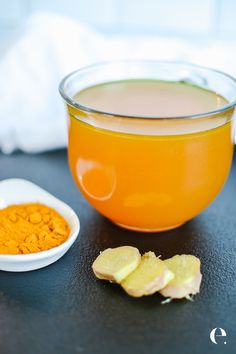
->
(59, 61, 236, 232)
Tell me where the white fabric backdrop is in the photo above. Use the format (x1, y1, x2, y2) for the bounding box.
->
(0, 12, 235, 154)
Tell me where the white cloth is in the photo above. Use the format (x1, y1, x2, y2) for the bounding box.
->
(0, 11, 236, 154)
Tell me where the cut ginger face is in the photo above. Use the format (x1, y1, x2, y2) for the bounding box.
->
(159, 255, 202, 299)
(121, 252, 174, 297)
(92, 246, 202, 302)
(92, 246, 141, 283)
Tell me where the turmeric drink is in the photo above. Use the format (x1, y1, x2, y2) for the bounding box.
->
(66, 79, 234, 231)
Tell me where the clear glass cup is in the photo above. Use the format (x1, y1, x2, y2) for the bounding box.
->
(59, 61, 236, 232)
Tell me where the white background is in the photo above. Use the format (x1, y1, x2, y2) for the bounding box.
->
(0, 0, 235, 52)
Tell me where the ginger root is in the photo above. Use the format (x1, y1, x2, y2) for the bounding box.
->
(121, 252, 174, 297)
(92, 247, 202, 301)
(92, 246, 141, 283)
(159, 255, 202, 299)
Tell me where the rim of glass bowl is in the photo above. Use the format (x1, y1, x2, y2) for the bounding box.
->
(59, 60, 236, 120)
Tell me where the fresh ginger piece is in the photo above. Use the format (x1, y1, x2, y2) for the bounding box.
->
(121, 252, 174, 297)
(92, 246, 141, 283)
(159, 255, 202, 299)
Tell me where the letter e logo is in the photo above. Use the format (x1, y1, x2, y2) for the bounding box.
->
(210, 328, 227, 344)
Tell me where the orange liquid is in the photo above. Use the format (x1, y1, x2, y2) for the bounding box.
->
(67, 80, 234, 231)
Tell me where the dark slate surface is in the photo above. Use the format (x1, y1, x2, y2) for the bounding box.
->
(0, 149, 235, 354)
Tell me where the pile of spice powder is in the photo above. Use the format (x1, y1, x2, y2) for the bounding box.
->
(0, 203, 70, 254)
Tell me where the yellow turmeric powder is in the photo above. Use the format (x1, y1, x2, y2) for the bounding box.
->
(0, 203, 70, 254)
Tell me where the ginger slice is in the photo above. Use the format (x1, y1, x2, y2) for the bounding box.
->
(159, 255, 202, 299)
(121, 252, 174, 297)
(92, 246, 141, 283)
